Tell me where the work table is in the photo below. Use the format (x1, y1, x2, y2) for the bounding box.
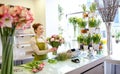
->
(12, 55, 106, 74)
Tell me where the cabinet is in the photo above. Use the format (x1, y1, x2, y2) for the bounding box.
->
(82, 63, 104, 74)
(66, 62, 104, 74)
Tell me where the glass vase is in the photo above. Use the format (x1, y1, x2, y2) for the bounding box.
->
(52, 50, 57, 55)
(1, 35, 14, 74)
(0, 27, 15, 74)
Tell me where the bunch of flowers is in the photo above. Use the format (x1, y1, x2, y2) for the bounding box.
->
(0, 4, 34, 74)
(0, 4, 34, 29)
(46, 35, 64, 48)
(22, 61, 44, 73)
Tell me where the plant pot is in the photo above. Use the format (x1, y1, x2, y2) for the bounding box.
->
(81, 29, 87, 33)
(95, 28, 100, 34)
(89, 27, 95, 34)
(83, 45, 88, 50)
(93, 44, 99, 50)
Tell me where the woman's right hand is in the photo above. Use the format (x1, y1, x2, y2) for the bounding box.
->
(49, 47, 58, 52)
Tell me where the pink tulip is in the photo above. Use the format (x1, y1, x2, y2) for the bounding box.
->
(32, 68, 38, 73)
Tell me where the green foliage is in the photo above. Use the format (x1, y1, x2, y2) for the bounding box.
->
(58, 4, 63, 21)
(22, 61, 43, 69)
(115, 31, 120, 39)
(81, 4, 86, 12)
(92, 34, 101, 44)
(56, 52, 71, 61)
(69, 17, 78, 26)
(48, 59, 57, 64)
(83, 35, 92, 45)
(77, 35, 84, 43)
(77, 18, 87, 28)
(88, 18, 101, 27)
(89, 2, 97, 12)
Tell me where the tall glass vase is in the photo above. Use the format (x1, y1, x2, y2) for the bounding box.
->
(1, 36, 14, 74)
(105, 22, 112, 55)
(0, 27, 15, 74)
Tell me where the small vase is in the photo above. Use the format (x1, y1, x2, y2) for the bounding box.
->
(52, 50, 57, 55)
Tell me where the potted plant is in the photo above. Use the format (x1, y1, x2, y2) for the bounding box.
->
(83, 35, 92, 50)
(115, 31, 120, 43)
(77, 35, 84, 49)
(77, 18, 87, 28)
(81, 4, 88, 18)
(69, 17, 78, 38)
(89, 2, 97, 13)
(88, 18, 101, 34)
(89, 2, 97, 18)
(92, 34, 101, 50)
(77, 35, 84, 43)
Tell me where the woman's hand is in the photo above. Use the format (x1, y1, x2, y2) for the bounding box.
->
(49, 47, 58, 52)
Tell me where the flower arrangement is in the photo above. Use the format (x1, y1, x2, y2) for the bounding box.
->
(0, 4, 34, 29)
(46, 35, 64, 55)
(0, 4, 34, 74)
(22, 61, 44, 73)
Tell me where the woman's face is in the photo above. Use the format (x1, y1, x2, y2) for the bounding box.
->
(35, 25, 44, 35)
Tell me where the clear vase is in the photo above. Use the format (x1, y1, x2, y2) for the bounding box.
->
(0, 27, 15, 74)
(52, 50, 57, 55)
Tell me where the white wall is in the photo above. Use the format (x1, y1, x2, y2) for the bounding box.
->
(46, 0, 59, 37)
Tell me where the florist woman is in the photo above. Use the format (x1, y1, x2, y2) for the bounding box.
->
(30, 23, 57, 61)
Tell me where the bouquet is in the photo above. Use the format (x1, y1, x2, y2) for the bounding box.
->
(46, 35, 64, 55)
(21, 61, 44, 73)
(0, 4, 34, 74)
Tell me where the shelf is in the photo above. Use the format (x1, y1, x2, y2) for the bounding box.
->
(17, 43, 31, 48)
(16, 33, 35, 37)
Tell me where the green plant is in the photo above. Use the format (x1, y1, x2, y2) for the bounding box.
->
(81, 4, 86, 12)
(56, 52, 71, 61)
(69, 17, 78, 26)
(77, 35, 84, 43)
(88, 18, 101, 27)
(115, 31, 120, 39)
(77, 18, 87, 28)
(89, 2, 97, 13)
(92, 34, 101, 44)
(83, 35, 92, 45)
(69, 17, 78, 37)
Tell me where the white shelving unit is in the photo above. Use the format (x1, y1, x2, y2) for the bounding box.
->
(15, 29, 35, 55)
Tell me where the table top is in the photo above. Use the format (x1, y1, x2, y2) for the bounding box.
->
(12, 55, 106, 74)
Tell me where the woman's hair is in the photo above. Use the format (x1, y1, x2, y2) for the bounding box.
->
(32, 23, 43, 33)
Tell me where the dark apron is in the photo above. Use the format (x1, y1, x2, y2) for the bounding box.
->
(33, 36, 47, 61)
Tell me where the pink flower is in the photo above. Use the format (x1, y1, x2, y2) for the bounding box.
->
(0, 5, 4, 15)
(50, 38, 55, 41)
(2, 14, 13, 27)
(0, 21, 3, 27)
(32, 68, 38, 73)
